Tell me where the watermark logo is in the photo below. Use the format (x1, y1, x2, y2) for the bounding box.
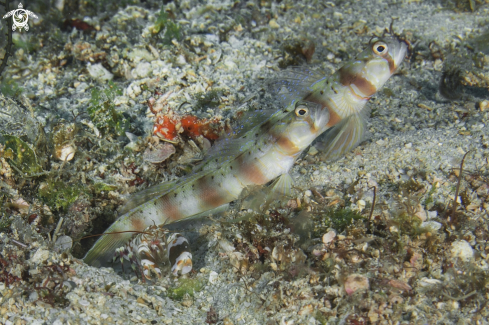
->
(3, 3, 38, 32)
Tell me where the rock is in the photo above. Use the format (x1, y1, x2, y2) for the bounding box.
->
(322, 231, 336, 245)
(54, 235, 73, 253)
(344, 274, 369, 295)
(420, 221, 442, 232)
(87, 63, 113, 81)
(209, 271, 218, 284)
(30, 249, 50, 264)
(450, 240, 474, 262)
(132, 62, 151, 78)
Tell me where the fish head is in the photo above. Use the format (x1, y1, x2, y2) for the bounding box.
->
(274, 101, 330, 155)
(338, 37, 407, 98)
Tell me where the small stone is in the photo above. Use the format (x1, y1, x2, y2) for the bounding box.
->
(307, 146, 318, 156)
(298, 304, 314, 315)
(357, 199, 366, 212)
(87, 63, 113, 81)
(30, 249, 50, 264)
(344, 274, 369, 295)
(404, 142, 412, 148)
(54, 235, 73, 253)
(322, 231, 336, 245)
(387, 279, 412, 291)
(420, 221, 442, 232)
(479, 100, 488, 111)
(450, 240, 474, 262)
(133, 62, 152, 78)
(269, 19, 280, 29)
(209, 271, 218, 284)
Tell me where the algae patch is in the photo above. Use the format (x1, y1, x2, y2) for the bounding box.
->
(87, 81, 129, 136)
(0, 134, 42, 176)
(38, 180, 88, 212)
(167, 278, 204, 300)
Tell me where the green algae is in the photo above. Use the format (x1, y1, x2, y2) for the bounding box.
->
(92, 182, 118, 194)
(323, 208, 364, 233)
(0, 79, 22, 97)
(0, 134, 42, 176)
(38, 180, 88, 212)
(153, 9, 181, 45)
(167, 278, 204, 300)
(87, 81, 129, 137)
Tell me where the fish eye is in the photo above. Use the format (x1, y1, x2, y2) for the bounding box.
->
(295, 106, 308, 117)
(373, 41, 388, 56)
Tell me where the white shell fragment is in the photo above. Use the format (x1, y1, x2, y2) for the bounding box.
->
(143, 143, 176, 163)
(56, 144, 76, 161)
(418, 277, 442, 287)
(209, 271, 218, 284)
(322, 230, 336, 245)
(30, 249, 50, 264)
(450, 240, 474, 262)
(420, 221, 442, 232)
(87, 63, 113, 81)
(54, 235, 73, 253)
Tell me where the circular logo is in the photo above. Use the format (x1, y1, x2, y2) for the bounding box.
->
(2, 3, 38, 32)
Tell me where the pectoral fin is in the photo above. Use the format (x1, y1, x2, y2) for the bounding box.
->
(314, 112, 368, 163)
(241, 173, 294, 211)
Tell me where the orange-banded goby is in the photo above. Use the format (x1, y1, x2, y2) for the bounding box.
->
(83, 37, 407, 271)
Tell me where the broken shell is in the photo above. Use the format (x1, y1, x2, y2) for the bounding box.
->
(53, 123, 77, 161)
(344, 274, 369, 295)
(56, 144, 76, 161)
(143, 143, 176, 163)
(387, 279, 412, 291)
(322, 231, 336, 245)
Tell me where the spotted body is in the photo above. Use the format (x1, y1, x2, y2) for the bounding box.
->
(84, 37, 407, 271)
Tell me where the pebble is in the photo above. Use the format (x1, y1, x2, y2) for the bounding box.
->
(450, 240, 474, 262)
(133, 62, 152, 78)
(30, 249, 50, 264)
(209, 271, 218, 284)
(87, 63, 113, 81)
(420, 221, 442, 232)
(269, 19, 280, 29)
(322, 231, 336, 245)
(307, 146, 318, 156)
(479, 100, 488, 111)
(344, 274, 369, 295)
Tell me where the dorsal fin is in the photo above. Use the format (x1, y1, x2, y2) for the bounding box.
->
(269, 67, 327, 106)
(193, 108, 284, 172)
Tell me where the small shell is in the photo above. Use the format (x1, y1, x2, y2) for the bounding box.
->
(56, 144, 76, 161)
(143, 143, 176, 163)
(322, 231, 336, 245)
